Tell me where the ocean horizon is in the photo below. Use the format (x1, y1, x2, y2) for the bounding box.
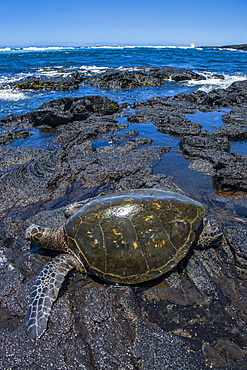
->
(1, 43, 246, 51)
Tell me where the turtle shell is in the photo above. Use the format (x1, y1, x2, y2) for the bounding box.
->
(64, 189, 205, 284)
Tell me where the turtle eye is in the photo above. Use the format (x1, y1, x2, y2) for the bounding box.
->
(33, 232, 43, 242)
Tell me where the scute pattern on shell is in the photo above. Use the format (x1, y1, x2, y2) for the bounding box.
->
(64, 189, 205, 284)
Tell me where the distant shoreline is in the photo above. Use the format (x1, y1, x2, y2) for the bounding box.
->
(1, 44, 247, 51)
(201, 44, 247, 51)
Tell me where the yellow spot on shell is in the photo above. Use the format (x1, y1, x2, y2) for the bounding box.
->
(133, 242, 139, 249)
(154, 240, 165, 248)
(113, 229, 122, 236)
(153, 202, 161, 209)
(92, 239, 99, 247)
(145, 215, 154, 221)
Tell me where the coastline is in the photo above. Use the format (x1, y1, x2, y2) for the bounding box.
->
(0, 43, 247, 51)
(201, 43, 247, 51)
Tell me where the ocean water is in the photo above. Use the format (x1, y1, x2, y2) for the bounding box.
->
(1, 46, 247, 216)
(0, 45, 247, 118)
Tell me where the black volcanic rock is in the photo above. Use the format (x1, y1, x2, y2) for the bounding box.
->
(2, 96, 120, 127)
(6, 73, 84, 91)
(0, 129, 30, 146)
(180, 136, 230, 158)
(222, 44, 247, 51)
(1, 76, 247, 369)
(211, 125, 247, 140)
(5, 67, 221, 92)
(171, 80, 247, 108)
(5, 67, 206, 92)
(180, 135, 247, 192)
(219, 44, 247, 51)
(213, 153, 247, 192)
(222, 105, 247, 126)
(84, 67, 204, 89)
(201, 44, 247, 51)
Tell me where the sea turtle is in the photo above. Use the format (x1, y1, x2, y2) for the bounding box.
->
(26, 189, 222, 341)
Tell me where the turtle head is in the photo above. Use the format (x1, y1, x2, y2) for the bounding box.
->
(26, 224, 46, 244)
(196, 217, 223, 248)
(26, 224, 68, 252)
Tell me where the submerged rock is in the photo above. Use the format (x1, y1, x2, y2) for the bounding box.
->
(0, 128, 30, 146)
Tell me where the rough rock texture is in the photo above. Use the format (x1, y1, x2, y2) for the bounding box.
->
(4, 67, 206, 92)
(7, 73, 84, 91)
(211, 125, 247, 140)
(127, 81, 247, 193)
(1, 89, 247, 369)
(128, 99, 205, 136)
(0, 128, 30, 146)
(180, 136, 247, 191)
(222, 105, 247, 126)
(84, 67, 204, 89)
(2, 96, 120, 127)
(169, 80, 247, 108)
(213, 153, 247, 192)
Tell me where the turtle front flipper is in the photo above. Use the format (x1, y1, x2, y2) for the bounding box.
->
(27, 254, 77, 341)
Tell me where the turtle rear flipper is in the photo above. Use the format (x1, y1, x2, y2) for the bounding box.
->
(27, 254, 76, 341)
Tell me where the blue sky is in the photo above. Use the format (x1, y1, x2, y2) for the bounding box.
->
(0, 0, 246, 47)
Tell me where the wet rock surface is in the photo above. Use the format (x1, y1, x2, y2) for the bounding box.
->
(2, 95, 120, 128)
(0, 128, 30, 146)
(84, 67, 204, 89)
(222, 105, 247, 126)
(5, 66, 207, 91)
(169, 80, 247, 108)
(1, 81, 247, 369)
(6, 73, 84, 91)
(130, 80, 247, 192)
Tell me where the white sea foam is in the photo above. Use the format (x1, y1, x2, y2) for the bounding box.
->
(0, 46, 76, 53)
(0, 89, 26, 101)
(78, 65, 109, 74)
(0, 45, 212, 53)
(0, 47, 12, 52)
(35, 67, 68, 77)
(187, 73, 247, 92)
(87, 45, 198, 50)
(22, 46, 75, 52)
(0, 72, 33, 85)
